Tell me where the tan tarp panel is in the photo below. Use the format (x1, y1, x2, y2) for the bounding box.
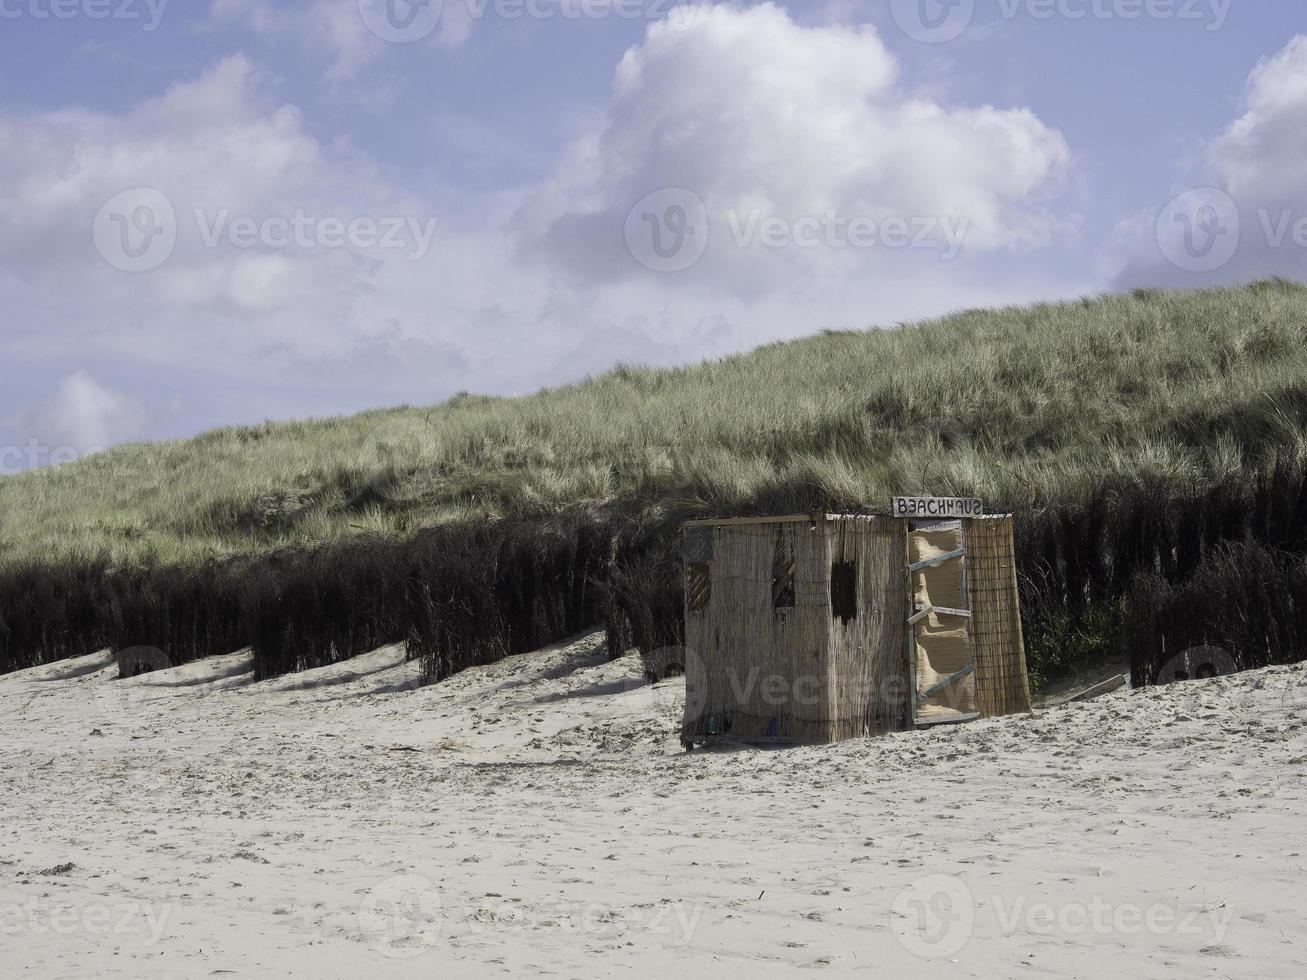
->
(910, 525, 976, 720)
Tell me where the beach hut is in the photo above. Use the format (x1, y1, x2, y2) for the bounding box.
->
(678, 505, 1031, 748)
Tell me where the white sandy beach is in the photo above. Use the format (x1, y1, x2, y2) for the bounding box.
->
(2, 637, 1305, 978)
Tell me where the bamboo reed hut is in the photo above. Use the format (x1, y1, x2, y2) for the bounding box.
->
(678, 511, 1031, 748)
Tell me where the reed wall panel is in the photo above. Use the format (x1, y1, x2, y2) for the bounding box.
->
(968, 516, 1032, 717)
(826, 517, 910, 739)
(682, 520, 833, 742)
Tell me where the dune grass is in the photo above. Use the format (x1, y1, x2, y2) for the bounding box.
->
(3, 280, 1307, 687)
(3, 279, 1307, 573)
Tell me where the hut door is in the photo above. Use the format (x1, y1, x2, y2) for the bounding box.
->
(907, 520, 979, 726)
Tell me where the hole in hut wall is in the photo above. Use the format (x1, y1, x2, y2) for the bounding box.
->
(831, 560, 858, 624)
(771, 528, 796, 611)
(688, 563, 712, 613)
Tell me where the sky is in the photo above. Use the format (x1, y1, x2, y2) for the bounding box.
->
(1, 0, 1305, 469)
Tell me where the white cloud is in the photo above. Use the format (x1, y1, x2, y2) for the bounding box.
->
(1212, 36, 1307, 202)
(13, 372, 148, 456)
(517, 3, 1072, 291)
(0, 7, 1087, 458)
(1110, 35, 1307, 288)
(212, 0, 473, 81)
(0, 56, 451, 385)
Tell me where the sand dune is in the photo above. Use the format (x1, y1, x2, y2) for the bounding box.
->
(2, 637, 1305, 977)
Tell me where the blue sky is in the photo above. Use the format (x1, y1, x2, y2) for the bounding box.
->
(1, 1, 1305, 468)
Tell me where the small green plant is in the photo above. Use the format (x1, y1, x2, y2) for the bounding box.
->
(1023, 601, 1126, 694)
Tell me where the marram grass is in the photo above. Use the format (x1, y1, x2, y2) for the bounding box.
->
(3, 279, 1307, 574)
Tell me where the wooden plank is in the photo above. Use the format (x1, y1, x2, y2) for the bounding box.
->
(909, 604, 972, 625)
(907, 548, 965, 572)
(1058, 674, 1128, 706)
(915, 712, 982, 728)
(918, 663, 975, 701)
(680, 514, 821, 528)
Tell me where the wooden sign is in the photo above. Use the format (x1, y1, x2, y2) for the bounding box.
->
(892, 496, 984, 520)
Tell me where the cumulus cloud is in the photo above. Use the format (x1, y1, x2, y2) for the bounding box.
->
(517, 3, 1072, 291)
(1109, 35, 1307, 288)
(212, 0, 476, 80)
(0, 5, 1084, 463)
(0, 56, 457, 390)
(9, 373, 148, 459)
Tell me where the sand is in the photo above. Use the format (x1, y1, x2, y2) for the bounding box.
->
(2, 635, 1305, 978)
